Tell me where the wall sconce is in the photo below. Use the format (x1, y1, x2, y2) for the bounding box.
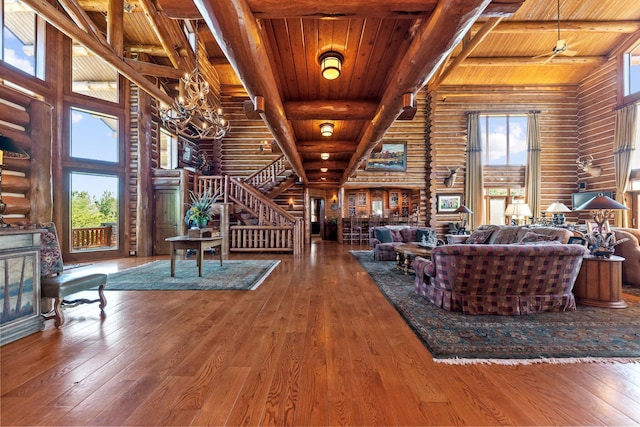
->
(320, 152, 330, 160)
(320, 167, 328, 173)
(319, 51, 343, 80)
(320, 122, 334, 137)
(288, 198, 295, 209)
(259, 140, 272, 153)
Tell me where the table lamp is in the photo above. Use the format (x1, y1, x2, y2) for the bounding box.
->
(575, 193, 627, 234)
(0, 135, 30, 227)
(505, 202, 532, 225)
(546, 201, 571, 225)
(453, 205, 473, 234)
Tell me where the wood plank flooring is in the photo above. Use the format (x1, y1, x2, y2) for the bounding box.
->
(2, 239, 640, 426)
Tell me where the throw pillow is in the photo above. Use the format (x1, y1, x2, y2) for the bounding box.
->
(390, 229, 404, 242)
(416, 229, 437, 247)
(400, 227, 418, 243)
(466, 229, 493, 244)
(375, 228, 393, 244)
(519, 231, 560, 243)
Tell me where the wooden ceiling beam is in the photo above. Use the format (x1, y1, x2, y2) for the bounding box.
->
(107, 0, 124, 56)
(123, 58, 185, 78)
(23, 0, 173, 105)
(57, 0, 108, 45)
(285, 100, 377, 120)
(460, 56, 608, 66)
(126, 44, 189, 58)
(303, 160, 349, 170)
(194, 0, 307, 184)
(296, 141, 358, 153)
(158, 0, 523, 20)
(471, 20, 640, 34)
(137, 0, 190, 70)
(342, 0, 493, 183)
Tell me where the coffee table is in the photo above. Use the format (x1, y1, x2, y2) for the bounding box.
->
(394, 243, 433, 275)
(166, 235, 224, 277)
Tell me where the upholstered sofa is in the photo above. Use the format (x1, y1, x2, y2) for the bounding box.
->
(613, 228, 640, 286)
(413, 244, 587, 315)
(464, 224, 574, 245)
(369, 226, 438, 261)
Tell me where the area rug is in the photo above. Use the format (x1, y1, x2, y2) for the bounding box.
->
(105, 260, 280, 291)
(350, 250, 640, 364)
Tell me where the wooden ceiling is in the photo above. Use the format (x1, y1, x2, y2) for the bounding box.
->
(22, 0, 640, 187)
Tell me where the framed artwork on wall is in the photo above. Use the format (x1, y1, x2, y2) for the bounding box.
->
(436, 194, 462, 213)
(389, 192, 399, 208)
(182, 143, 193, 163)
(366, 142, 407, 171)
(357, 192, 367, 206)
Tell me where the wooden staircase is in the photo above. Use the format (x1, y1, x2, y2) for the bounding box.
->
(195, 175, 303, 254)
(243, 155, 297, 198)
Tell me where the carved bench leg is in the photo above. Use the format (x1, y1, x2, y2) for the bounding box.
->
(53, 297, 65, 328)
(98, 285, 107, 311)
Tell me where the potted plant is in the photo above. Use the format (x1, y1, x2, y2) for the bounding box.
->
(185, 190, 219, 229)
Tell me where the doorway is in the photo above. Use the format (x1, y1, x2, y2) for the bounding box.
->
(311, 198, 325, 238)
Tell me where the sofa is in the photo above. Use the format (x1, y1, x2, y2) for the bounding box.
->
(413, 244, 587, 315)
(369, 226, 438, 261)
(613, 228, 640, 286)
(464, 224, 574, 245)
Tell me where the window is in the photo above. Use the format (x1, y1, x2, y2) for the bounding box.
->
(1, 0, 42, 78)
(70, 107, 119, 162)
(624, 44, 640, 97)
(71, 43, 118, 102)
(159, 129, 178, 169)
(480, 114, 528, 165)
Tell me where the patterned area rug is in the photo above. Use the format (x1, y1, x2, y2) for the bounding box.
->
(105, 260, 280, 291)
(350, 250, 640, 364)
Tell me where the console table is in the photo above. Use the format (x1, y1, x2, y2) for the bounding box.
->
(574, 254, 627, 308)
(0, 229, 44, 345)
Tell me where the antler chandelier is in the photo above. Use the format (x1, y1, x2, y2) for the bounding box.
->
(160, 21, 229, 140)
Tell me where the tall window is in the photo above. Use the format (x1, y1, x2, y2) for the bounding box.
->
(480, 114, 527, 165)
(71, 42, 118, 102)
(159, 129, 178, 169)
(70, 107, 119, 162)
(1, 0, 42, 78)
(624, 44, 640, 97)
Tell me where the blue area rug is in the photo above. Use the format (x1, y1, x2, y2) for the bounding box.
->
(350, 250, 640, 363)
(105, 260, 280, 291)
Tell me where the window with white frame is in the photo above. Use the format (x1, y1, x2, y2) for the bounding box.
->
(1, 0, 42, 78)
(479, 114, 528, 165)
(624, 44, 640, 97)
(70, 107, 119, 162)
(629, 104, 640, 170)
(159, 128, 178, 169)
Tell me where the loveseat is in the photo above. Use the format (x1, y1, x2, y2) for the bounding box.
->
(465, 224, 574, 245)
(613, 228, 640, 286)
(369, 226, 438, 261)
(413, 244, 587, 315)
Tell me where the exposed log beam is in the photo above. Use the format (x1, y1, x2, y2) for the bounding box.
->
(127, 44, 182, 57)
(137, 0, 189, 70)
(159, 0, 523, 20)
(296, 141, 358, 153)
(285, 100, 378, 121)
(124, 58, 185, 78)
(471, 20, 640, 34)
(429, 16, 502, 91)
(303, 160, 349, 170)
(22, 0, 173, 105)
(194, 0, 307, 184)
(57, 0, 108, 45)
(460, 56, 608, 66)
(342, 0, 493, 183)
(107, 0, 124, 56)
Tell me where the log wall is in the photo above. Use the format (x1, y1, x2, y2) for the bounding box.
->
(428, 85, 581, 235)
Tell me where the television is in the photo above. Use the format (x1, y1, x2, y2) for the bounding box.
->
(572, 191, 613, 210)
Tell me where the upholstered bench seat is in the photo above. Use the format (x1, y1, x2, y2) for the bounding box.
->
(41, 273, 107, 300)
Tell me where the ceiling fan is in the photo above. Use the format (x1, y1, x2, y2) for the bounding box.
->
(533, 0, 578, 63)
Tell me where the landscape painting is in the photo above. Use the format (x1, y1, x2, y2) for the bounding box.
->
(366, 142, 407, 171)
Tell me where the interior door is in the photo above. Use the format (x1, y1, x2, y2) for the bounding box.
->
(154, 188, 180, 255)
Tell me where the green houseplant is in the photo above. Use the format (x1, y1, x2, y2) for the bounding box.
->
(185, 190, 220, 228)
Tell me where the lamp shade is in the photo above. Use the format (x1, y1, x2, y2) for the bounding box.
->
(546, 202, 571, 213)
(505, 203, 532, 217)
(454, 205, 473, 215)
(575, 194, 627, 211)
(0, 135, 29, 157)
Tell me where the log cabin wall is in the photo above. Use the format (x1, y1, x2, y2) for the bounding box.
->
(576, 57, 620, 225)
(428, 85, 581, 236)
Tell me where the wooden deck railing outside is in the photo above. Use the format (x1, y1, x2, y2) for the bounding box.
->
(72, 225, 113, 249)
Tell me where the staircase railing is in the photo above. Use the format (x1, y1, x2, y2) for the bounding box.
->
(195, 175, 303, 254)
(243, 155, 290, 191)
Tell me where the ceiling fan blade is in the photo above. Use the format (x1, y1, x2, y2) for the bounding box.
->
(543, 51, 560, 64)
(563, 49, 578, 57)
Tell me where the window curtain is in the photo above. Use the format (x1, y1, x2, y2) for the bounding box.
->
(613, 104, 638, 227)
(465, 112, 484, 229)
(525, 111, 541, 219)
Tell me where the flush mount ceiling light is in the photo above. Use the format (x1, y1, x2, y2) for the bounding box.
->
(319, 51, 344, 80)
(320, 122, 334, 137)
(320, 152, 330, 160)
(320, 167, 328, 173)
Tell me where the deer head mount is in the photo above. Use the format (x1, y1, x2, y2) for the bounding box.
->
(576, 155, 602, 178)
(444, 166, 462, 188)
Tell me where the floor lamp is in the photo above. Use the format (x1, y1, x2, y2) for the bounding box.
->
(0, 135, 30, 227)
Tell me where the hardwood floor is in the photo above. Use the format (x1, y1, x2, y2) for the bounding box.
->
(2, 239, 640, 426)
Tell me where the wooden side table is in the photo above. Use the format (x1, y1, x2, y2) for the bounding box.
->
(166, 235, 224, 277)
(574, 254, 627, 308)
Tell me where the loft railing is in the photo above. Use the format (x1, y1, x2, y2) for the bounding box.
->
(195, 175, 303, 254)
(72, 225, 113, 249)
(243, 154, 289, 191)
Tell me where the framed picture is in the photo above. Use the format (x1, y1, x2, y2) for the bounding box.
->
(348, 193, 356, 207)
(357, 192, 367, 206)
(366, 142, 407, 171)
(437, 194, 462, 213)
(568, 236, 588, 246)
(182, 143, 193, 163)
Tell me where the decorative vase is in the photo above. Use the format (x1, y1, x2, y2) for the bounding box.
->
(197, 217, 209, 228)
